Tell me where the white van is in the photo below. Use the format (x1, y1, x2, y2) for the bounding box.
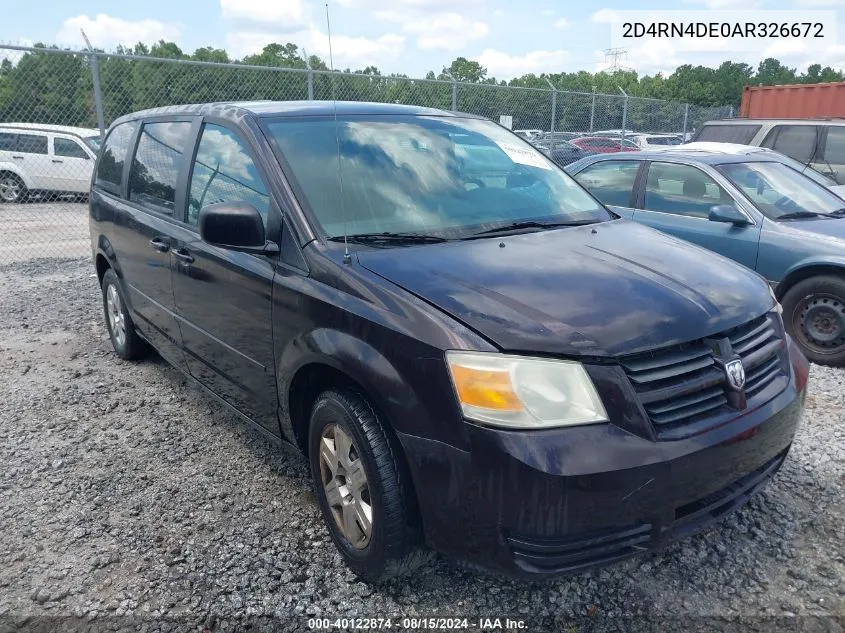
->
(0, 123, 100, 202)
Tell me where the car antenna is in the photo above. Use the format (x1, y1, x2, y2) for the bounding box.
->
(326, 3, 351, 265)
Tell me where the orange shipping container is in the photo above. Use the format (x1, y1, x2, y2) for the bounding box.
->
(740, 82, 845, 119)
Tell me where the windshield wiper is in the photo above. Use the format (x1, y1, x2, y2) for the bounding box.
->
(464, 219, 598, 239)
(327, 232, 448, 245)
(776, 211, 832, 220)
(830, 208, 845, 217)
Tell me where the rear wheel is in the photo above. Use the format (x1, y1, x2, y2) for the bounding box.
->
(308, 389, 432, 582)
(0, 172, 26, 203)
(101, 269, 148, 360)
(781, 275, 845, 367)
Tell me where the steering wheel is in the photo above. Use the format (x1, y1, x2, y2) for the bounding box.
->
(464, 177, 486, 191)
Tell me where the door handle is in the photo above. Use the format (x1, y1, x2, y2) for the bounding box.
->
(12, 155, 23, 160)
(51, 159, 63, 164)
(172, 248, 195, 265)
(149, 237, 170, 253)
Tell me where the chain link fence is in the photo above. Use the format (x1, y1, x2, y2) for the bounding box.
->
(0, 43, 734, 263)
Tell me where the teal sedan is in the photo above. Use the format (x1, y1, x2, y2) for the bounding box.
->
(566, 149, 845, 366)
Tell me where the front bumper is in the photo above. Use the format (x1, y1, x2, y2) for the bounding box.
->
(398, 337, 808, 578)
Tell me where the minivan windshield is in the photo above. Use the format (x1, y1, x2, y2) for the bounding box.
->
(718, 161, 845, 220)
(84, 135, 101, 152)
(265, 115, 612, 240)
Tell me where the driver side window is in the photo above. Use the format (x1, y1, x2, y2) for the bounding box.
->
(644, 162, 732, 219)
(187, 123, 270, 227)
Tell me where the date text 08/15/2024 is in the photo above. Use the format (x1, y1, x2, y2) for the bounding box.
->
(307, 618, 528, 630)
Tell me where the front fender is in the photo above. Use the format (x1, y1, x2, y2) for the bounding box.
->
(277, 328, 469, 450)
(782, 255, 845, 280)
(777, 256, 845, 297)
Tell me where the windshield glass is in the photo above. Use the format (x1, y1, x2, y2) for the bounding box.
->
(718, 161, 845, 220)
(265, 115, 611, 239)
(84, 135, 101, 151)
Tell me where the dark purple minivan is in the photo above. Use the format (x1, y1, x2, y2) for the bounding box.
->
(89, 101, 808, 582)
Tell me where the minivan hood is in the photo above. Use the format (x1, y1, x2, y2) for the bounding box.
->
(357, 220, 773, 357)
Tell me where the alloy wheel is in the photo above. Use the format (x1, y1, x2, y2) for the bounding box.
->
(106, 284, 126, 348)
(318, 423, 372, 549)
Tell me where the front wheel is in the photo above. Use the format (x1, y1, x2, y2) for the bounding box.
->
(308, 389, 432, 583)
(781, 275, 845, 367)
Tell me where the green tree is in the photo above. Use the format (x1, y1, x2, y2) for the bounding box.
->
(755, 57, 797, 86)
(441, 57, 487, 83)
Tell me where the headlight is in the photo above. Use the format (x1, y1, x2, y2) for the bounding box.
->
(445, 351, 608, 429)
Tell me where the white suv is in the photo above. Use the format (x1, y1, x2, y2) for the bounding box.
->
(0, 123, 101, 202)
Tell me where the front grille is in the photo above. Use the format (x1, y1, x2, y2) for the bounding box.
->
(507, 523, 652, 574)
(621, 314, 788, 439)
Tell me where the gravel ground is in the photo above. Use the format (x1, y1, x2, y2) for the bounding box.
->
(0, 258, 843, 633)
(0, 203, 89, 264)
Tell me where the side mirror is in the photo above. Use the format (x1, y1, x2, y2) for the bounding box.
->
(708, 204, 750, 226)
(198, 202, 279, 254)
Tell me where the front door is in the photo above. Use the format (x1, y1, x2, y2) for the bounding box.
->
(52, 135, 95, 193)
(169, 121, 279, 432)
(633, 161, 761, 270)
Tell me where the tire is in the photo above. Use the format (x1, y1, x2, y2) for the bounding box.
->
(101, 268, 148, 361)
(0, 172, 27, 203)
(308, 389, 433, 583)
(781, 275, 845, 367)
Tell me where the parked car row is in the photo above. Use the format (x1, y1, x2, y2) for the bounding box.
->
(0, 123, 100, 202)
(522, 130, 687, 168)
(90, 101, 810, 585)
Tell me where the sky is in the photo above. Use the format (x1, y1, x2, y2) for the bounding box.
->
(1, 0, 844, 80)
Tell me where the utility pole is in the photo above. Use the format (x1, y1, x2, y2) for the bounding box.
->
(303, 47, 314, 100)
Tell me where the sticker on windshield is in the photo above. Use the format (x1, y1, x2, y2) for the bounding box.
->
(495, 142, 552, 170)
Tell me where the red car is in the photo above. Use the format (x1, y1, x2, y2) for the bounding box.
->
(572, 136, 640, 153)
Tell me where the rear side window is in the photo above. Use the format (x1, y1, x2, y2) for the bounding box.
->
(54, 137, 90, 159)
(17, 134, 47, 155)
(761, 125, 819, 163)
(694, 124, 761, 144)
(573, 160, 640, 207)
(96, 122, 138, 195)
(128, 121, 193, 214)
(0, 132, 16, 151)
